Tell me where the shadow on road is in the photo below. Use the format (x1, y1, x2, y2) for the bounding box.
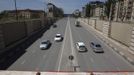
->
(0, 23, 53, 70)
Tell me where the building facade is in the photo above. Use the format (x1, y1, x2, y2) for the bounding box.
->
(113, 0, 134, 22)
(47, 3, 63, 18)
(90, 5, 106, 19)
(81, 7, 86, 17)
(5, 9, 45, 19)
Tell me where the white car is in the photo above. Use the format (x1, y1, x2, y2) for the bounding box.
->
(76, 42, 87, 52)
(40, 40, 51, 50)
(54, 34, 63, 42)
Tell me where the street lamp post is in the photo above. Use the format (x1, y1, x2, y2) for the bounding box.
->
(14, 0, 18, 21)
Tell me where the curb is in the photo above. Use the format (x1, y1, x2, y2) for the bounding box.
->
(80, 20, 134, 65)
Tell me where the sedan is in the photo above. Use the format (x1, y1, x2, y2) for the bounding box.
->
(76, 42, 87, 52)
(54, 34, 63, 42)
(40, 40, 51, 50)
(90, 42, 104, 53)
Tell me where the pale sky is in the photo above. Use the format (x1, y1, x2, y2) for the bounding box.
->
(0, 0, 106, 14)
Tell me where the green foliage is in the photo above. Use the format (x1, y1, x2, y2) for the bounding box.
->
(85, 3, 91, 17)
(85, 1, 104, 17)
(0, 11, 9, 20)
(105, 0, 117, 18)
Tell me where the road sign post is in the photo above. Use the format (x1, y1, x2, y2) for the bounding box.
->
(68, 55, 74, 61)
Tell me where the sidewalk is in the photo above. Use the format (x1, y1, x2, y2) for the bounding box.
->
(79, 18, 134, 65)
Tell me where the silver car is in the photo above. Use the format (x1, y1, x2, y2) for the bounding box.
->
(40, 40, 51, 50)
(90, 42, 104, 53)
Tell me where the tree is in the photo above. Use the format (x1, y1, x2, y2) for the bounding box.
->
(86, 1, 104, 17)
(85, 3, 91, 17)
(105, 0, 117, 19)
(0, 11, 8, 20)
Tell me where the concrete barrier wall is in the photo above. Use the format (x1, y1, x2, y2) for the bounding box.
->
(0, 18, 52, 48)
(110, 22, 133, 46)
(25, 20, 35, 36)
(82, 18, 133, 47)
(95, 20, 104, 32)
(1, 22, 27, 46)
(31, 20, 41, 31)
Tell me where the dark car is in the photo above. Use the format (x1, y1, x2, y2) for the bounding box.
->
(90, 42, 104, 53)
(75, 21, 81, 27)
(53, 23, 57, 28)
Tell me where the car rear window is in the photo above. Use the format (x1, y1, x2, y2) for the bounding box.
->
(96, 44, 101, 47)
(41, 42, 47, 44)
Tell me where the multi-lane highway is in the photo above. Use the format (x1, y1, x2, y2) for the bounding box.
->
(8, 17, 134, 72)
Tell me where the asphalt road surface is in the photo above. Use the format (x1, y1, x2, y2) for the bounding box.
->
(8, 17, 134, 72)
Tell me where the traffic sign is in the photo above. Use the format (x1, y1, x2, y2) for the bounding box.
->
(69, 55, 74, 60)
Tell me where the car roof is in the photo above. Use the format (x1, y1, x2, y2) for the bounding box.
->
(56, 34, 61, 36)
(42, 40, 49, 42)
(77, 42, 85, 46)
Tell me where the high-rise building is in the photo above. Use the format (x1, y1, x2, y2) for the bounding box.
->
(113, 0, 134, 22)
(82, 7, 86, 17)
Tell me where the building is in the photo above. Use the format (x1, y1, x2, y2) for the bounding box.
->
(3, 9, 45, 19)
(113, 0, 134, 22)
(89, 1, 106, 19)
(81, 7, 86, 17)
(47, 3, 63, 18)
(93, 6, 105, 19)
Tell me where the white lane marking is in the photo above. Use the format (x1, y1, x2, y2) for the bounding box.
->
(57, 17, 69, 71)
(68, 18, 74, 55)
(21, 60, 26, 65)
(68, 18, 80, 71)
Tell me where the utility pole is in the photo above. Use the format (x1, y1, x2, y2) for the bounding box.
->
(14, 0, 18, 21)
(109, 3, 112, 22)
(108, 1, 113, 37)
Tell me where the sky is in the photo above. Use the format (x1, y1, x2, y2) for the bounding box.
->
(0, 0, 106, 14)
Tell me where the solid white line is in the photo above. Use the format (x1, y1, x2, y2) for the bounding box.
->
(57, 17, 69, 71)
(68, 18, 80, 71)
(21, 60, 26, 65)
(68, 18, 74, 55)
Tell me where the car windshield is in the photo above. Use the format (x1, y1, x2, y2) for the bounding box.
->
(96, 44, 101, 47)
(79, 46, 85, 50)
(56, 35, 61, 37)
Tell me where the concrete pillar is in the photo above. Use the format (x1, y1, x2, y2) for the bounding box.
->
(88, 18, 89, 25)
(91, 19, 96, 28)
(131, 2, 134, 22)
(102, 21, 110, 37)
(86, 18, 88, 23)
(0, 25, 5, 50)
(129, 27, 134, 53)
(114, 2, 119, 21)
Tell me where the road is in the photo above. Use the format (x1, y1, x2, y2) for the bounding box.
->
(8, 17, 134, 72)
